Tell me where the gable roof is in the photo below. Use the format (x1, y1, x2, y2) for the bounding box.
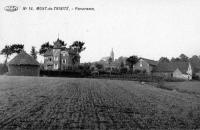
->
(154, 62, 190, 74)
(8, 51, 40, 66)
(140, 58, 158, 66)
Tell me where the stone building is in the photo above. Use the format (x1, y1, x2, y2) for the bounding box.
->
(44, 38, 80, 70)
(133, 58, 158, 74)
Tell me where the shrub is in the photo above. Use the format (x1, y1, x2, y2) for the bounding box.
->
(133, 69, 142, 74)
(192, 74, 200, 80)
(164, 77, 185, 82)
(120, 67, 128, 74)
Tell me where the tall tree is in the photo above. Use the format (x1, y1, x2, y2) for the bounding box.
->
(71, 54, 80, 67)
(39, 42, 53, 55)
(69, 41, 86, 53)
(189, 55, 200, 72)
(70, 41, 86, 68)
(159, 57, 170, 63)
(30, 46, 37, 60)
(126, 55, 139, 72)
(0, 45, 12, 64)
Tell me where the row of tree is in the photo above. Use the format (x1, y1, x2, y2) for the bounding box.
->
(158, 54, 200, 69)
(158, 54, 193, 63)
(0, 40, 86, 65)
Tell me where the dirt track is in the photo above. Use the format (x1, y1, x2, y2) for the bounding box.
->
(0, 76, 200, 129)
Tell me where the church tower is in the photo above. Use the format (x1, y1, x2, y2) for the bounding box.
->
(110, 48, 114, 62)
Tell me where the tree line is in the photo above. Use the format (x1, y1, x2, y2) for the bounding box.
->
(0, 40, 86, 65)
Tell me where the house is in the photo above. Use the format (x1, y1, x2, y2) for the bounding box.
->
(153, 62, 192, 80)
(8, 50, 40, 76)
(133, 58, 158, 74)
(44, 38, 80, 71)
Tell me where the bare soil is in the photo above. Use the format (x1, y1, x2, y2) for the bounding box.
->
(0, 76, 200, 129)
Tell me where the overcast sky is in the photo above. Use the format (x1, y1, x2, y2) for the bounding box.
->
(0, 0, 200, 63)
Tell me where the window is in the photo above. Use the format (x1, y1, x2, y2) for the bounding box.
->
(54, 56, 58, 61)
(140, 61, 143, 67)
(49, 58, 52, 61)
(54, 64, 58, 69)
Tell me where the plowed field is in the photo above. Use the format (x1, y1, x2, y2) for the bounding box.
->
(0, 76, 200, 129)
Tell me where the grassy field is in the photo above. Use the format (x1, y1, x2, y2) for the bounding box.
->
(0, 76, 200, 129)
(163, 81, 200, 95)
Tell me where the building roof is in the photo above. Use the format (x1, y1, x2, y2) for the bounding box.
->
(8, 51, 40, 66)
(140, 58, 158, 66)
(53, 38, 65, 49)
(44, 49, 53, 56)
(154, 62, 190, 74)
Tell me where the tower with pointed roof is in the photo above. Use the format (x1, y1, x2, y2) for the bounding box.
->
(44, 38, 80, 70)
(110, 48, 114, 62)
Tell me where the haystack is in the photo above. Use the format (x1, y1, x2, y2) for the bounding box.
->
(8, 51, 40, 76)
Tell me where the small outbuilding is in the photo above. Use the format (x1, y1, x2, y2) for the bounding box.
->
(8, 51, 40, 76)
(153, 62, 192, 80)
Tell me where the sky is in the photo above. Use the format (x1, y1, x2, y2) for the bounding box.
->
(0, 0, 200, 63)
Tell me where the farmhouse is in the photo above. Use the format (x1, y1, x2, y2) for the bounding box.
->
(44, 38, 80, 71)
(8, 50, 40, 76)
(133, 58, 158, 74)
(153, 62, 192, 80)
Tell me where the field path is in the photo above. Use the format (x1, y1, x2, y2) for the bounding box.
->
(0, 76, 200, 129)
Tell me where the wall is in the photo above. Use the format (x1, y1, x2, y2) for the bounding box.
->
(44, 56, 53, 70)
(173, 68, 190, 80)
(53, 49, 61, 70)
(61, 51, 71, 70)
(8, 65, 40, 76)
(133, 59, 150, 74)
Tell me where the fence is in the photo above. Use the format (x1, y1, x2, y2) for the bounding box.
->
(88, 74, 164, 82)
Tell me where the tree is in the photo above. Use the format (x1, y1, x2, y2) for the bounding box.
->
(70, 41, 86, 68)
(79, 63, 92, 76)
(159, 57, 170, 63)
(179, 54, 189, 62)
(71, 54, 80, 68)
(120, 61, 125, 68)
(10, 44, 24, 54)
(0, 45, 12, 64)
(0, 44, 24, 64)
(126, 55, 139, 72)
(171, 57, 181, 62)
(69, 41, 86, 54)
(189, 55, 200, 73)
(95, 63, 104, 70)
(30, 46, 37, 60)
(39, 42, 53, 55)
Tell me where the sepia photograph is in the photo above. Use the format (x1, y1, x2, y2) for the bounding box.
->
(0, 0, 200, 129)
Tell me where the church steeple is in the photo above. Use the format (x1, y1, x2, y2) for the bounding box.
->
(110, 48, 114, 61)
